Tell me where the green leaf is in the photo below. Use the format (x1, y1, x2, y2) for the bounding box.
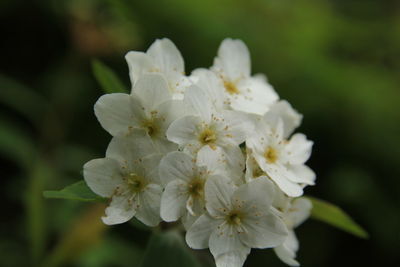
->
(91, 59, 127, 94)
(43, 181, 105, 202)
(307, 196, 369, 239)
(140, 230, 202, 267)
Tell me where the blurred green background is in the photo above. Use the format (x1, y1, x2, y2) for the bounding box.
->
(1, 0, 399, 266)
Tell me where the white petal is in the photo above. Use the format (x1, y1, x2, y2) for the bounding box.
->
(269, 100, 302, 138)
(214, 250, 250, 267)
(106, 132, 156, 168)
(213, 38, 250, 80)
(274, 230, 300, 266)
(152, 137, 178, 154)
(186, 214, 222, 249)
(83, 158, 122, 197)
(125, 51, 155, 86)
(135, 184, 162, 227)
(285, 133, 313, 165)
(184, 85, 212, 122)
(156, 99, 185, 129)
(288, 198, 312, 228)
(159, 151, 195, 186)
(94, 93, 145, 136)
(240, 213, 287, 249)
(209, 223, 249, 257)
(141, 154, 163, 184)
(196, 145, 227, 175)
(160, 179, 188, 222)
(205, 175, 236, 217)
(191, 68, 225, 110)
(221, 146, 246, 184)
(181, 211, 198, 230)
(133, 73, 170, 111)
(268, 164, 304, 197)
(232, 177, 275, 213)
(102, 194, 136, 225)
(231, 77, 278, 115)
(166, 115, 202, 146)
(221, 110, 255, 145)
(147, 38, 184, 74)
(254, 155, 304, 197)
(287, 164, 316, 185)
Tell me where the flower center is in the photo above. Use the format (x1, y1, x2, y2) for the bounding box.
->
(126, 173, 146, 193)
(264, 146, 278, 164)
(188, 178, 205, 198)
(226, 211, 243, 225)
(223, 80, 240, 95)
(199, 127, 217, 146)
(141, 119, 159, 137)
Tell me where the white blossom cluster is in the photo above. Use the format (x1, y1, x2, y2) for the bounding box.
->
(84, 38, 315, 267)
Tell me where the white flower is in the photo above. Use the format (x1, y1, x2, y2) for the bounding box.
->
(166, 85, 251, 181)
(273, 195, 312, 266)
(246, 111, 315, 197)
(159, 148, 231, 228)
(83, 131, 163, 226)
(189, 68, 227, 111)
(267, 100, 303, 138)
(125, 38, 191, 99)
(186, 176, 287, 267)
(211, 38, 279, 115)
(94, 73, 184, 153)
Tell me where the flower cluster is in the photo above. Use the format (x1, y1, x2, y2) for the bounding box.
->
(84, 38, 315, 267)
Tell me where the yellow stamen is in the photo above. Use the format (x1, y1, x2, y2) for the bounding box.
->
(264, 146, 278, 164)
(224, 80, 240, 95)
(199, 127, 217, 145)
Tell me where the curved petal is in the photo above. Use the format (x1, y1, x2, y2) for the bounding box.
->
(190, 68, 225, 110)
(156, 99, 185, 129)
(186, 214, 222, 249)
(231, 77, 278, 115)
(240, 213, 288, 249)
(166, 115, 202, 146)
(94, 93, 145, 136)
(268, 100, 302, 138)
(102, 194, 136, 225)
(214, 250, 251, 267)
(274, 230, 300, 266)
(209, 223, 249, 257)
(221, 110, 255, 144)
(125, 51, 155, 86)
(288, 198, 312, 228)
(135, 184, 162, 227)
(133, 73, 171, 111)
(141, 154, 163, 184)
(221, 146, 246, 185)
(147, 38, 184, 74)
(205, 175, 236, 217)
(106, 131, 156, 166)
(184, 85, 212, 122)
(232, 177, 275, 214)
(197, 145, 227, 175)
(160, 179, 188, 222)
(287, 164, 316, 185)
(83, 158, 122, 197)
(254, 152, 303, 197)
(285, 133, 313, 165)
(213, 38, 250, 81)
(159, 151, 195, 186)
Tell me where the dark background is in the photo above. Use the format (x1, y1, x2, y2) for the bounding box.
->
(1, 0, 399, 266)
